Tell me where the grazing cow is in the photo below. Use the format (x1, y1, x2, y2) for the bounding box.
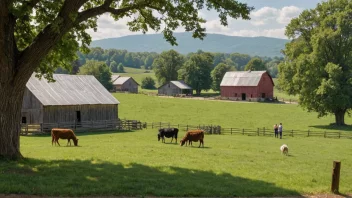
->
(158, 128, 179, 143)
(280, 144, 289, 155)
(51, 128, 79, 146)
(180, 130, 204, 148)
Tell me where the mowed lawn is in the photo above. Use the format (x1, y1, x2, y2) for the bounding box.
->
(1, 130, 351, 197)
(115, 93, 352, 131)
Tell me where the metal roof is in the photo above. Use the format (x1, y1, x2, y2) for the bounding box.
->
(112, 76, 130, 85)
(26, 74, 120, 106)
(220, 71, 267, 86)
(170, 81, 192, 89)
(111, 75, 120, 82)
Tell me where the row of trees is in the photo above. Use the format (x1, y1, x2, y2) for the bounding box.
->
(69, 47, 283, 77)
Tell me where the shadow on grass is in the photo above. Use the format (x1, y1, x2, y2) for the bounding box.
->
(309, 124, 352, 132)
(24, 130, 137, 138)
(0, 158, 300, 197)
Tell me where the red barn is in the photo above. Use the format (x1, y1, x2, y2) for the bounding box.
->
(220, 70, 274, 101)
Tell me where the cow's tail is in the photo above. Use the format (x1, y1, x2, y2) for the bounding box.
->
(201, 130, 205, 139)
(175, 128, 179, 139)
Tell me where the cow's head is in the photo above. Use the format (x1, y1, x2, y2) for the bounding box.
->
(73, 138, 79, 146)
(157, 134, 161, 141)
(180, 140, 185, 146)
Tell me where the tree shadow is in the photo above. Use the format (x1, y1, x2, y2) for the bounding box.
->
(309, 124, 352, 132)
(0, 158, 300, 197)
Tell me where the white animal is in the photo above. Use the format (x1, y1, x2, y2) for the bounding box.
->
(280, 144, 289, 155)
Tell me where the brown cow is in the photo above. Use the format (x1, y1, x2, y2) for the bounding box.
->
(180, 130, 204, 148)
(51, 128, 79, 146)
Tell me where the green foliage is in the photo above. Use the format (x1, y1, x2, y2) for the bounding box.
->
(152, 50, 184, 85)
(78, 60, 113, 91)
(211, 63, 232, 91)
(179, 52, 213, 95)
(244, 57, 266, 71)
(117, 63, 125, 73)
(110, 61, 118, 73)
(141, 76, 156, 89)
(278, 0, 352, 125)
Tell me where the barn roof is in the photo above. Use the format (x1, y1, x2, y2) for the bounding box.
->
(26, 74, 120, 106)
(111, 74, 120, 82)
(171, 81, 192, 89)
(112, 76, 139, 85)
(220, 71, 273, 86)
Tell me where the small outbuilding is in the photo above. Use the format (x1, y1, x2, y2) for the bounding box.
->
(111, 75, 139, 93)
(220, 70, 274, 101)
(158, 80, 193, 96)
(21, 74, 120, 124)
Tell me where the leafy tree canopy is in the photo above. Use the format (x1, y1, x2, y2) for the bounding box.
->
(244, 57, 266, 71)
(278, 0, 352, 125)
(78, 60, 113, 91)
(141, 76, 156, 89)
(211, 63, 232, 91)
(152, 50, 184, 85)
(179, 52, 213, 95)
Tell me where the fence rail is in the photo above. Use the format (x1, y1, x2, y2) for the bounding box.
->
(145, 122, 352, 139)
(20, 119, 146, 135)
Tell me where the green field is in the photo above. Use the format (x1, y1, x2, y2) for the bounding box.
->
(116, 67, 300, 101)
(115, 93, 351, 131)
(1, 93, 351, 197)
(1, 129, 351, 196)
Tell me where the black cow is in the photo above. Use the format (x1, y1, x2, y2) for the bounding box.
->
(158, 128, 179, 143)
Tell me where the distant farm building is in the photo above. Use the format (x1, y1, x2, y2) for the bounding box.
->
(111, 75, 139, 93)
(158, 80, 193, 96)
(220, 71, 274, 101)
(21, 74, 120, 124)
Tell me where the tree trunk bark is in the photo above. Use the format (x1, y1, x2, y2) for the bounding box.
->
(334, 109, 346, 126)
(0, 83, 25, 159)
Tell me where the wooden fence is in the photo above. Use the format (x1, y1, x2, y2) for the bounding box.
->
(146, 122, 352, 139)
(20, 119, 146, 135)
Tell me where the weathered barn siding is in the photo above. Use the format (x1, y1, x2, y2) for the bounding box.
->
(257, 73, 274, 99)
(220, 71, 274, 101)
(22, 74, 120, 125)
(112, 77, 139, 93)
(158, 81, 192, 96)
(158, 82, 182, 95)
(43, 105, 118, 123)
(21, 88, 44, 123)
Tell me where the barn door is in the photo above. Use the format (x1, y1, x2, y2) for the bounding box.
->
(241, 93, 246, 100)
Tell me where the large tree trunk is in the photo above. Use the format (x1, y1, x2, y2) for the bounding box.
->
(0, 83, 26, 159)
(334, 109, 346, 126)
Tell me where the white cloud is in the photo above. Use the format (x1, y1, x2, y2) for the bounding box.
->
(250, 6, 302, 26)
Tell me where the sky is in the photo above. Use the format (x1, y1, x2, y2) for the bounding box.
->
(87, 0, 326, 41)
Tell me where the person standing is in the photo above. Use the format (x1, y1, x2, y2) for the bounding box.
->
(273, 124, 278, 138)
(278, 123, 283, 139)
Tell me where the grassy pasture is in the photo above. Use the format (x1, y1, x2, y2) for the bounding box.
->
(115, 93, 352, 131)
(1, 129, 351, 197)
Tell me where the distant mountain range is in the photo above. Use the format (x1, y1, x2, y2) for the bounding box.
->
(90, 32, 289, 57)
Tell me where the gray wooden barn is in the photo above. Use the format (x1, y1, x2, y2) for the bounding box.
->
(158, 80, 193, 96)
(111, 75, 139, 93)
(21, 74, 120, 124)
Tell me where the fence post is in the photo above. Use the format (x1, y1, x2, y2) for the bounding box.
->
(231, 128, 232, 135)
(168, 122, 170, 128)
(242, 128, 244, 135)
(186, 125, 188, 131)
(26, 124, 28, 135)
(308, 129, 310, 137)
(331, 161, 341, 193)
(339, 132, 340, 139)
(257, 128, 259, 136)
(152, 123, 153, 129)
(324, 131, 326, 138)
(291, 129, 293, 137)
(263, 127, 265, 136)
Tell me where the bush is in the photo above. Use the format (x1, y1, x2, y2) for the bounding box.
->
(141, 77, 156, 89)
